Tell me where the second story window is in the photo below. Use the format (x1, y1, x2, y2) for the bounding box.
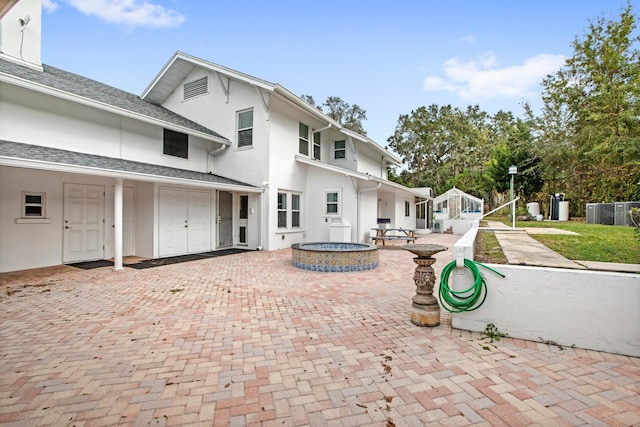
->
(334, 140, 346, 160)
(163, 129, 189, 159)
(238, 109, 253, 148)
(313, 132, 321, 160)
(299, 123, 309, 155)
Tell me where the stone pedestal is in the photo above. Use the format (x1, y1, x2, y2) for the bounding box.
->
(402, 244, 448, 327)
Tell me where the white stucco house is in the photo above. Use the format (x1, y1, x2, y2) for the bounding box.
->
(0, 0, 429, 273)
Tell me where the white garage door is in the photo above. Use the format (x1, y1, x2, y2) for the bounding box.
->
(159, 188, 211, 257)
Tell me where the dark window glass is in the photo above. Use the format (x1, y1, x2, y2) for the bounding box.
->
(163, 129, 188, 159)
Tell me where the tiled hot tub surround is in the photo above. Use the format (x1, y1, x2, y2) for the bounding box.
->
(291, 242, 379, 272)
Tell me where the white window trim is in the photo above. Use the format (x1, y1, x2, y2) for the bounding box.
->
(237, 109, 254, 150)
(324, 188, 342, 217)
(277, 190, 303, 230)
(334, 140, 346, 160)
(405, 200, 411, 217)
(312, 131, 321, 160)
(299, 122, 310, 156)
(22, 191, 46, 219)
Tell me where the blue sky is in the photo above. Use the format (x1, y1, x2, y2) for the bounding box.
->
(40, 0, 636, 146)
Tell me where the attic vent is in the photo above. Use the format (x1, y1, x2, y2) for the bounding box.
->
(184, 77, 208, 100)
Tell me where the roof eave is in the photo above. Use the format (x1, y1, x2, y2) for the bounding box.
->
(0, 71, 230, 146)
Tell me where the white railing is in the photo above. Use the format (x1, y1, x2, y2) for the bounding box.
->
(478, 197, 520, 228)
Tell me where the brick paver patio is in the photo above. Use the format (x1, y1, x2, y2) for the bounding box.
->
(1, 234, 639, 426)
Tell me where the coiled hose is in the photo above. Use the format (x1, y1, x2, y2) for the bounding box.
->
(439, 259, 505, 313)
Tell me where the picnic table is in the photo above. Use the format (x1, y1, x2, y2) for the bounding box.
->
(370, 227, 418, 246)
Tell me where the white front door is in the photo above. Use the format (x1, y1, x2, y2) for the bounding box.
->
(159, 188, 212, 257)
(159, 188, 189, 257)
(63, 183, 105, 263)
(187, 191, 212, 253)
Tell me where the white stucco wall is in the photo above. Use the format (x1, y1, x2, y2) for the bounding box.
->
(0, 0, 42, 68)
(0, 167, 129, 272)
(450, 263, 640, 357)
(0, 83, 212, 172)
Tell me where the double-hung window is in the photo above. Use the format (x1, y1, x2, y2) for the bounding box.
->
(291, 194, 301, 227)
(334, 140, 346, 159)
(324, 189, 341, 217)
(299, 123, 309, 155)
(238, 109, 253, 148)
(22, 192, 46, 218)
(313, 132, 321, 160)
(277, 192, 287, 228)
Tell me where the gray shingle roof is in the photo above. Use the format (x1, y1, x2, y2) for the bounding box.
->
(0, 58, 228, 141)
(0, 140, 256, 188)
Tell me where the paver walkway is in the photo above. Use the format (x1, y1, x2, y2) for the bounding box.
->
(1, 234, 639, 426)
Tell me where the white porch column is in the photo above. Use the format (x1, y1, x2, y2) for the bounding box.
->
(114, 178, 124, 270)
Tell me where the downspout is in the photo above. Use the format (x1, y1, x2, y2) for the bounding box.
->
(357, 182, 381, 243)
(314, 123, 332, 133)
(208, 144, 229, 173)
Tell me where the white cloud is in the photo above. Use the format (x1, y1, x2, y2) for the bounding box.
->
(42, 0, 59, 13)
(461, 34, 475, 43)
(62, 0, 185, 29)
(423, 52, 566, 101)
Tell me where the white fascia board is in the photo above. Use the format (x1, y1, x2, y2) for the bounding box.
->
(0, 72, 230, 146)
(295, 155, 372, 181)
(296, 155, 425, 197)
(274, 85, 342, 127)
(0, 156, 263, 193)
(340, 128, 401, 166)
(369, 175, 432, 198)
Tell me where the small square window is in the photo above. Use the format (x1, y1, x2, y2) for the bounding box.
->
(22, 192, 45, 218)
(163, 129, 189, 159)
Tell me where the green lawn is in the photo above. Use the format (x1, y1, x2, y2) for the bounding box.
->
(487, 216, 640, 264)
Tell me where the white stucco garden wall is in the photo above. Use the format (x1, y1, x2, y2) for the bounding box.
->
(449, 256, 640, 357)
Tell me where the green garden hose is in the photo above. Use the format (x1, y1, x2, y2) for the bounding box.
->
(439, 259, 505, 313)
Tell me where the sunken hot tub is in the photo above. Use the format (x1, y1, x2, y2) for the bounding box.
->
(291, 242, 379, 272)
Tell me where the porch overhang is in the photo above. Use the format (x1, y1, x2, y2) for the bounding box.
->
(295, 155, 429, 198)
(0, 140, 263, 193)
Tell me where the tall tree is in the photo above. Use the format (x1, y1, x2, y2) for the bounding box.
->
(300, 95, 368, 135)
(532, 3, 640, 212)
(386, 104, 491, 196)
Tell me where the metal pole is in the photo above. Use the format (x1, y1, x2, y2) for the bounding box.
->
(510, 174, 515, 228)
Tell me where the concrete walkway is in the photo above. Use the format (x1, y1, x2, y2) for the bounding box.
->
(1, 234, 639, 426)
(484, 221, 640, 273)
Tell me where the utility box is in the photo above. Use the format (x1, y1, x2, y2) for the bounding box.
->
(615, 202, 640, 226)
(586, 203, 601, 224)
(602, 203, 615, 225)
(329, 218, 351, 242)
